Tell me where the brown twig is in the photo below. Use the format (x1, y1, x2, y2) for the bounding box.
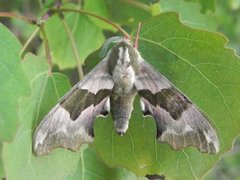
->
(39, 24, 53, 75)
(51, 8, 130, 38)
(0, 8, 131, 76)
(0, 12, 36, 24)
(134, 22, 141, 49)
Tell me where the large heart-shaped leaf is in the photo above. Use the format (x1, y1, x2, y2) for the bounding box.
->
(91, 12, 240, 179)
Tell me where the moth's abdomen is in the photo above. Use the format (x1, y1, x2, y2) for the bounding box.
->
(110, 93, 136, 135)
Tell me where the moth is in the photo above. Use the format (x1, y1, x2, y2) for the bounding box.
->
(33, 35, 219, 155)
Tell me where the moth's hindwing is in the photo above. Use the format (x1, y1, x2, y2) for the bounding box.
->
(135, 60, 219, 154)
(33, 59, 114, 155)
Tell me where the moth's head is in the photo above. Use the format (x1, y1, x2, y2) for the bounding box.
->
(115, 39, 140, 64)
(108, 39, 140, 74)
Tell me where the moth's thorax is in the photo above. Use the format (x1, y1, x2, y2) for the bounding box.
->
(108, 40, 140, 95)
(112, 66, 135, 94)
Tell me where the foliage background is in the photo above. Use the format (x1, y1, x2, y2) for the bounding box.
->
(0, 0, 240, 179)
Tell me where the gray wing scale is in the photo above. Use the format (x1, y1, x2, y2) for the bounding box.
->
(135, 60, 219, 154)
(33, 59, 113, 155)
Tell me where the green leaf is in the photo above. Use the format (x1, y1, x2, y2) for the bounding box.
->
(92, 13, 240, 179)
(45, 5, 105, 69)
(215, 0, 240, 55)
(198, 0, 215, 12)
(67, 146, 146, 180)
(2, 54, 80, 180)
(83, 0, 115, 31)
(160, 0, 218, 31)
(184, 0, 216, 12)
(105, 0, 151, 27)
(205, 136, 240, 179)
(0, 23, 29, 141)
(0, 144, 5, 179)
(1, 53, 146, 179)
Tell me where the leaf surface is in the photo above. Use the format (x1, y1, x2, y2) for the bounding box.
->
(105, 0, 151, 27)
(198, 0, 215, 12)
(2, 53, 143, 180)
(67, 146, 146, 180)
(2, 54, 81, 180)
(159, 0, 218, 31)
(0, 144, 4, 179)
(45, 5, 105, 69)
(0, 23, 29, 141)
(83, 0, 115, 31)
(92, 13, 240, 179)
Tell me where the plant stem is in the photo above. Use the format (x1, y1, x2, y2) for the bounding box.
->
(51, 8, 130, 38)
(20, 27, 40, 59)
(133, 22, 141, 49)
(0, 12, 36, 24)
(61, 16, 84, 79)
(39, 24, 53, 75)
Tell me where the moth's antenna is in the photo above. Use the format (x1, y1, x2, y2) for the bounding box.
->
(134, 22, 141, 49)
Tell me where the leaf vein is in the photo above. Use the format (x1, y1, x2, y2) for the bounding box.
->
(127, 131, 140, 168)
(140, 38, 234, 122)
(182, 150, 198, 180)
(33, 74, 48, 127)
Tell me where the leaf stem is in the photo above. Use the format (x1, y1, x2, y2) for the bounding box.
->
(133, 22, 141, 49)
(0, 12, 36, 24)
(39, 24, 53, 75)
(20, 27, 40, 59)
(61, 15, 84, 79)
(51, 8, 130, 38)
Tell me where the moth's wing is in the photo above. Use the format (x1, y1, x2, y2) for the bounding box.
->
(33, 59, 113, 155)
(135, 60, 219, 154)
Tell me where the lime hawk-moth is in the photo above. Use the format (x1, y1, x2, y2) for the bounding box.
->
(33, 36, 219, 156)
